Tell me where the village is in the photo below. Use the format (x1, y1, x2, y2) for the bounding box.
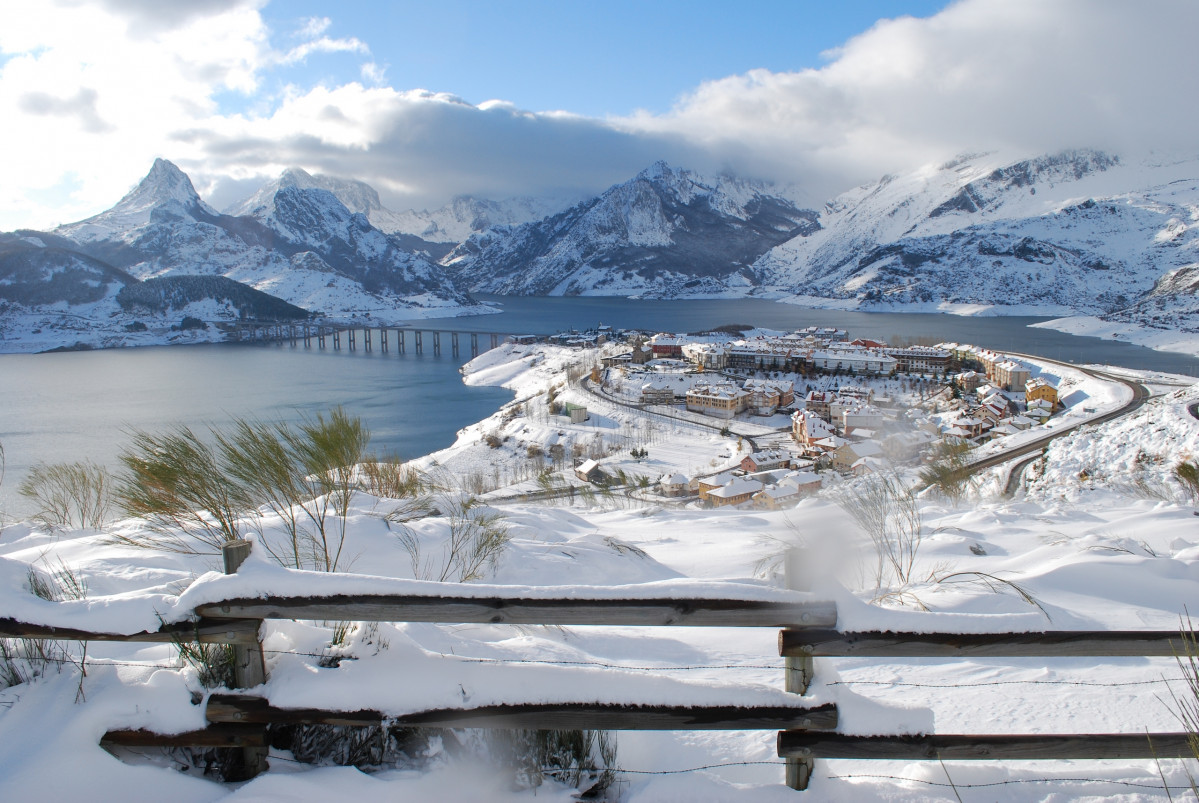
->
(446, 326, 1072, 511)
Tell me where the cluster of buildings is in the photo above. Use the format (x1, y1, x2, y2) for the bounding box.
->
(606, 330, 955, 378)
(586, 332, 1068, 509)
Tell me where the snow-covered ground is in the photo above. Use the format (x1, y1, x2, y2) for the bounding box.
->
(2, 345, 1198, 801)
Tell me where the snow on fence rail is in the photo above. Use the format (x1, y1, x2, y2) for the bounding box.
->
(3, 540, 1196, 791)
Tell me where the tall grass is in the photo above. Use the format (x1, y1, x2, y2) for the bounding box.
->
(400, 496, 510, 582)
(19, 460, 114, 530)
(115, 426, 245, 553)
(112, 408, 372, 570)
(2, 561, 89, 699)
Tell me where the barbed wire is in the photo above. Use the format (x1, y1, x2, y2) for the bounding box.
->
(826, 773, 1198, 792)
(8, 648, 1193, 691)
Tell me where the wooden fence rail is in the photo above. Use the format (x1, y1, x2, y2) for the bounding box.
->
(5, 540, 1196, 792)
(205, 694, 840, 732)
(780, 629, 1191, 658)
(195, 595, 837, 628)
(778, 732, 1196, 761)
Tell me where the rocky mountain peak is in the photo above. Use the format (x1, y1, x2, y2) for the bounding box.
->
(230, 167, 383, 219)
(120, 158, 207, 212)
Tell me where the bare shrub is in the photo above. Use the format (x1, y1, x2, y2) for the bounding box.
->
(19, 461, 114, 531)
(401, 496, 510, 583)
(835, 472, 923, 590)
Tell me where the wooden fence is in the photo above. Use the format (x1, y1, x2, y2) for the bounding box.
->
(2, 541, 1194, 791)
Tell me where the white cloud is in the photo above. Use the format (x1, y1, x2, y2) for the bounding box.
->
(619, 0, 1199, 194)
(1, 0, 1196, 231)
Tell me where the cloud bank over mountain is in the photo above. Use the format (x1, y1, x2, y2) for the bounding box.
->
(1, 0, 1195, 230)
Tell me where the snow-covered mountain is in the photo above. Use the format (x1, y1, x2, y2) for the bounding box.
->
(444, 161, 821, 297)
(383, 195, 566, 244)
(53, 159, 478, 320)
(754, 150, 1199, 321)
(225, 167, 561, 253)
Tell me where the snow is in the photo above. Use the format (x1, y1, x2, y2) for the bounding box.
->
(2, 343, 1199, 800)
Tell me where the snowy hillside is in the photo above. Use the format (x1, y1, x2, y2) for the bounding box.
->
(1, 343, 1198, 799)
(757, 150, 1199, 320)
(444, 161, 820, 297)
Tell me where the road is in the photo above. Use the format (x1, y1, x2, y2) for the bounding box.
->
(579, 358, 1167, 500)
(963, 358, 1153, 496)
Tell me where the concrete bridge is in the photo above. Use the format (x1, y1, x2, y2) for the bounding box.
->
(229, 320, 527, 359)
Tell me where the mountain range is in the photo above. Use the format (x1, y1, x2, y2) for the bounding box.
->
(1, 149, 1197, 352)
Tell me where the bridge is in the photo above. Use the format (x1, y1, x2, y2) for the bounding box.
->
(228, 320, 532, 359)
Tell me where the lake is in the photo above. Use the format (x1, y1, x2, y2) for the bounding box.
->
(2, 296, 1196, 518)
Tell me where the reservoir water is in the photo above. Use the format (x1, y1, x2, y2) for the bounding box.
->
(2, 296, 1196, 518)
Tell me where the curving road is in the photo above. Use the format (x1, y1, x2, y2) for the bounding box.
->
(970, 358, 1152, 496)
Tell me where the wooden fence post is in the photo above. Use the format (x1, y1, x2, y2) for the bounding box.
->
(222, 540, 268, 779)
(783, 547, 814, 791)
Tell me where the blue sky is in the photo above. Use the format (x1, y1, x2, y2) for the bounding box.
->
(257, 1, 951, 117)
(0, 1, 1195, 230)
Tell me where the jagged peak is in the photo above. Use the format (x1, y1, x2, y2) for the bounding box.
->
(637, 160, 677, 182)
(229, 167, 382, 218)
(123, 158, 204, 208)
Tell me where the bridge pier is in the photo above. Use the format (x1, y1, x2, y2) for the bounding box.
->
(491, 333, 499, 349)
(451, 332, 459, 358)
(333, 330, 340, 349)
(348, 329, 356, 350)
(398, 329, 405, 353)
(364, 328, 372, 352)
(318, 327, 326, 348)
(414, 331, 423, 354)
(433, 331, 441, 355)
(470, 333, 478, 358)
(380, 328, 388, 352)
(303, 325, 311, 347)
(289, 325, 297, 346)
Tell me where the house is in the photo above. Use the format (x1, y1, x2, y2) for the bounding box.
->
(885, 345, 951, 374)
(704, 477, 762, 507)
(686, 382, 749, 419)
(659, 473, 690, 497)
(1024, 406, 1052, 424)
(753, 484, 805, 509)
(952, 416, 990, 439)
(649, 333, 686, 358)
(973, 399, 1008, 423)
(574, 459, 606, 483)
(840, 404, 885, 436)
(954, 370, 984, 392)
(831, 440, 883, 471)
(639, 381, 675, 405)
(741, 449, 791, 472)
(1025, 378, 1059, 410)
(792, 410, 837, 451)
(803, 390, 835, 418)
(697, 471, 739, 499)
(993, 360, 1032, 392)
(851, 456, 888, 476)
(743, 378, 795, 415)
(776, 470, 822, 496)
